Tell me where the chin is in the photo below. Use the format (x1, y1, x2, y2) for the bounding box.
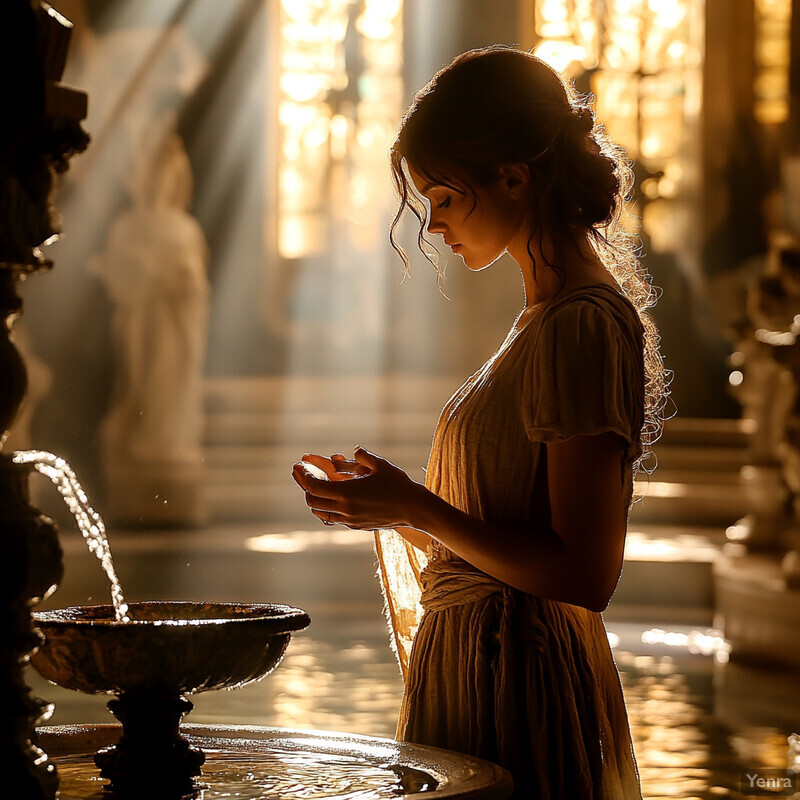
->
(465, 252, 505, 272)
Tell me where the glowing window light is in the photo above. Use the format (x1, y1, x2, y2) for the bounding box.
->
(532, 0, 702, 255)
(648, 0, 686, 28)
(277, 0, 403, 260)
(534, 40, 588, 75)
(754, 0, 792, 125)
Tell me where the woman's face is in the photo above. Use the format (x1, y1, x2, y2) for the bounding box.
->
(409, 165, 527, 271)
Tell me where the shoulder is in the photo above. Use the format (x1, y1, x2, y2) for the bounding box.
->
(544, 283, 640, 325)
(536, 285, 643, 356)
(522, 284, 646, 448)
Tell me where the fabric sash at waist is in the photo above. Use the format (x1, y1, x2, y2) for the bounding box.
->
(420, 556, 510, 613)
(418, 555, 550, 656)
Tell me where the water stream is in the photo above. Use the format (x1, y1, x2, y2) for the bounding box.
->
(13, 450, 130, 623)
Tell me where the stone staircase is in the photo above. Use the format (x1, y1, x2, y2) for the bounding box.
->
(203, 375, 454, 523)
(203, 376, 751, 625)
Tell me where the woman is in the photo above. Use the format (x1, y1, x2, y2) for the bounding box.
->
(292, 46, 667, 799)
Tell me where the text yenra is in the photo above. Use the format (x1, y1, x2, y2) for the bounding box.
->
(745, 772, 795, 789)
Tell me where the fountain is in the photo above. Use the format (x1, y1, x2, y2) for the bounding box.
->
(31, 600, 310, 795)
(1, 3, 512, 798)
(14, 453, 508, 799)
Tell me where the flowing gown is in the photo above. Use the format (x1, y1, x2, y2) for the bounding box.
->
(375, 283, 645, 799)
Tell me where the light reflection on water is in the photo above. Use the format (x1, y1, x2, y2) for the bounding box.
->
(53, 750, 429, 800)
(613, 638, 799, 800)
(31, 620, 799, 799)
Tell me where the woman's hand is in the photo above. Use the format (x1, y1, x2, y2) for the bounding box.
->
(291, 447, 426, 530)
(297, 452, 371, 482)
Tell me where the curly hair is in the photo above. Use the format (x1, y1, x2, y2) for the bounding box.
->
(389, 45, 669, 475)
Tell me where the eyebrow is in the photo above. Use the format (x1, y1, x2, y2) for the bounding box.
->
(421, 181, 463, 197)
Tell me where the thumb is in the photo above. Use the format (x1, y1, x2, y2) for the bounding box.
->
(353, 446, 382, 469)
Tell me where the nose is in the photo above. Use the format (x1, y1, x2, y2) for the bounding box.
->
(426, 210, 446, 236)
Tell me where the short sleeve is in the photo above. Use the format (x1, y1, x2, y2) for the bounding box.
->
(523, 297, 645, 454)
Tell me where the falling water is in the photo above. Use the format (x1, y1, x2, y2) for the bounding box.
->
(13, 450, 130, 623)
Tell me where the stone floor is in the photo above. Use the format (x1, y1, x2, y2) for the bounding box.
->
(27, 520, 800, 800)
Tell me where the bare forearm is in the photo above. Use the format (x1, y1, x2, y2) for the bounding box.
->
(406, 487, 616, 612)
(392, 525, 433, 553)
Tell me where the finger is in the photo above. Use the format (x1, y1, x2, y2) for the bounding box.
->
(332, 458, 370, 477)
(291, 465, 306, 488)
(312, 508, 348, 526)
(330, 454, 348, 472)
(323, 453, 369, 478)
(293, 463, 363, 499)
(353, 446, 384, 470)
(303, 491, 340, 513)
(300, 454, 338, 480)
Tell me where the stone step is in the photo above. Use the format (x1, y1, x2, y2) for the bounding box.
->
(204, 410, 438, 448)
(629, 479, 746, 527)
(204, 407, 750, 452)
(204, 377, 752, 451)
(204, 375, 458, 414)
(606, 525, 725, 625)
(656, 416, 753, 448)
(203, 434, 746, 478)
(201, 380, 752, 529)
(647, 444, 746, 474)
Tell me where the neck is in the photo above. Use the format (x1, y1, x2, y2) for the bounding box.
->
(509, 230, 609, 308)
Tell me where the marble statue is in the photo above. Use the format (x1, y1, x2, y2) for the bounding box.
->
(729, 231, 800, 585)
(91, 122, 210, 526)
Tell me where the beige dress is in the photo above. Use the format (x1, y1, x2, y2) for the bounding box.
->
(375, 284, 645, 799)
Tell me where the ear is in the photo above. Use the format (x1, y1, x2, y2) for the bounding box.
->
(497, 164, 530, 199)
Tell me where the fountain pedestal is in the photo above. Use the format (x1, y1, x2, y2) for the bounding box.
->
(95, 694, 205, 793)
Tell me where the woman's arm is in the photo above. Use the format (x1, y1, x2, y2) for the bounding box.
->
(391, 525, 434, 553)
(293, 432, 628, 612)
(406, 433, 627, 611)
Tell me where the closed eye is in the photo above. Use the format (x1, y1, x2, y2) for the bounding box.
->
(436, 197, 451, 209)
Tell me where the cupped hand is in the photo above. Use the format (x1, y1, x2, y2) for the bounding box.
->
(299, 452, 371, 482)
(291, 447, 425, 530)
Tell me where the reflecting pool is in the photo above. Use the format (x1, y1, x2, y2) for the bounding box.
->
(26, 524, 800, 800)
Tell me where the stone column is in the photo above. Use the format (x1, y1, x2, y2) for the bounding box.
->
(0, 2, 88, 796)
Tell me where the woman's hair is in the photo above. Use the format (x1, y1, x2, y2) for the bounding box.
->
(389, 45, 668, 474)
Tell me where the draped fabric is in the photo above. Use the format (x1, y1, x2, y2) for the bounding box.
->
(374, 283, 645, 799)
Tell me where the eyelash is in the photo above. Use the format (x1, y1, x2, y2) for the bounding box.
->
(436, 197, 451, 209)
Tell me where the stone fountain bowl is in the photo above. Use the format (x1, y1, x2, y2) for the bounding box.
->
(31, 601, 311, 695)
(30, 601, 312, 792)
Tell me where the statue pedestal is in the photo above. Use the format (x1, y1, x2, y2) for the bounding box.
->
(714, 550, 800, 669)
